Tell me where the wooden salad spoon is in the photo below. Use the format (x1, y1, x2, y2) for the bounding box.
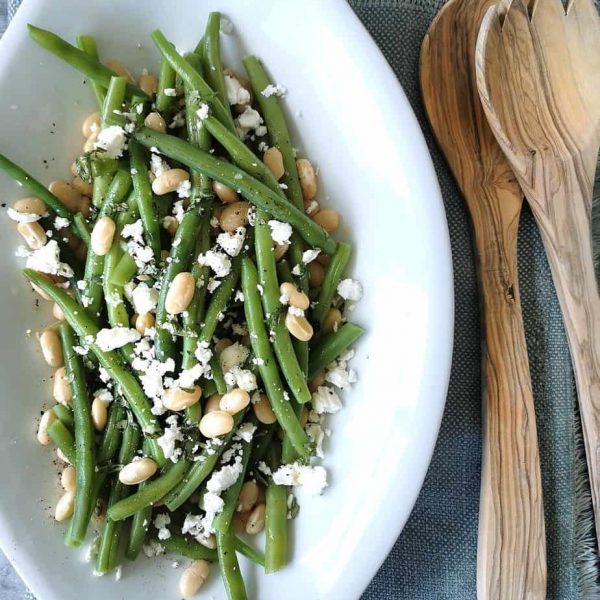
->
(476, 0, 600, 538)
(420, 1, 546, 598)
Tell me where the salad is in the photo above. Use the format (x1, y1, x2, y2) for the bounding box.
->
(0, 12, 363, 599)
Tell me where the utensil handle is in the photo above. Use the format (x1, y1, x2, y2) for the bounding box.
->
(475, 197, 547, 600)
(534, 162, 600, 540)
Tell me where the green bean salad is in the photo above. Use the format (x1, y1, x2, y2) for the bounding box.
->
(1, 13, 364, 600)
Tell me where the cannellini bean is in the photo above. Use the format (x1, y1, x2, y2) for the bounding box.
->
(135, 312, 155, 334)
(61, 465, 76, 492)
(285, 311, 313, 341)
(312, 209, 339, 233)
(214, 337, 233, 356)
(199, 534, 217, 549)
(253, 394, 277, 425)
(280, 282, 310, 310)
(322, 307, 343, 334)
(83, 130, 98, 153)
(37, 410, 56, 445)
(39, 329, 63, 367)
(81, 111, 100, 138)
(151, 168, 190, 195)
(48, 180, 83, 213)
(91, 216, 116, 256)
(17, 221, 46, 249)
(162, 215, 178, 236)
(163, 386, 202, 411)
(237, 481, 259, 513)
(308, 261, 325, 288)
(233, 510, 250, 535)
(13, 196, 46, 215)
(106, 59, 136, 85)
(79, 196, 92, 218)
(71, 176, 93, 197)
(199, 410, 234, 438)
(263, 147, 285, 180)
(56, 448, 71, 464)
(204, 394, 222, 414)
(212, 181, 239, 204)
(317, 254, 330, 267)
(119, 458, 158, 485)
(219, 201, 249, 232)
(144, 111, 167, 133)
(179, 560, 210, 599)
(246, 503, 266, 534)
(300, 406, 309, 429)
(219, 388, 250, 415)
(165, 272, 195, 315)
(139, 73, 158, 96)
(53, 366, 72, 406)
(52, 302, 65, 321)
(55, 490, 75, 522)
(296, 158, 317, 200)
(31, 281, 51, 301)
(274, 243, 289, 261)
(91, 397, 108, 432)
(308, 370, 326, 393)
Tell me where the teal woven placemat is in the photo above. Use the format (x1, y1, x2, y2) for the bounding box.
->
(0, 1, 597, 599)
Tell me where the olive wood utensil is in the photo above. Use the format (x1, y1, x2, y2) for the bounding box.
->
(421, 1, 546, 598)
(476, 0, 600, 541)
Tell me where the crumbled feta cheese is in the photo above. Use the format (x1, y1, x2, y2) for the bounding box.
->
(154, 513, 171, 540)
(291, 264, 302, 276)
(268, 220, 293, 245)
(272, 463, 328, 495)
(176, 179, 191, 199)
(325, 362, 357, 390)
(230, 367, 257, 392)
(235, 423, 257, 443)
(54, 216, 70, 230)
(219, 342, 249, 373)
(262, 83, 286, 98)
(279, 290, 290, 305)
(122, 219, 144, 244)
(142, 540, 165, 558)
(94, 125, 127, 159)
(235, 107, 264, 139)
(150, 154, 169, 178)
(216, 227, 246, 257)
(207, 278, 221, 293)
(172, 200, 185, 223)
(305, 200, 319, 215)
(163, 87, 177, 97)
(96, 327, 140, 352)
(131, 283, 159, 315)
(157, 415, 183, 462)
(196, 103, 210, 121)
(25, 240, 73, 278)
(198, 250, 232, 278)
(114, 565, 122, 581)
(6, 208, 43, 223)
(206, 460, 244, 494)
(337, 278, 363, 302)
(194, 340, 213, 366)
(220, 16, 234, 34)
(234, 290, 244, 302)
(224, 74, 251, 106)
(302, 249, 320, 263)
(177, 363, 205, 389)
(312, 386, 342, 414)
(288, 306, 304, 317)
(247, 207, 256, 226)
(306, 423, 325, 458)
(94, 388, 113, 405)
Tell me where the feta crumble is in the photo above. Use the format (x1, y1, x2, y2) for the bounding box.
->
(262, 83, 286, 98)
(131, 283, 159, 316)
(216, 227, 246, 257)
(268, 220, 293, 245)
(95, 327, 141, 352)
(94, 125, 127, 159)
(311, 386, 342, 414)
(302, 249, 320, 263)
(25, 240, 74, 278)
(337, 278, 363, 302)
(6, 208, 42, 223)
(157, 415, 183, 462)
(198, 250, 232, 278)
(272, 463, 328, 495)
(224, 74, 251, 106)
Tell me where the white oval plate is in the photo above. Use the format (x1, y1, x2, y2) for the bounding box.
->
(0, 1, 453, 598)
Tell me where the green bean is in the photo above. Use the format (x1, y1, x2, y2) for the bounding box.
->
(203, 13, 231, 115)
(0, 153, 77, 225)
(204, 117, 310, 403)
(154, 202, 204, 363)
(109, 252, 137, 288)
(213, 438, 252, 534)
(150, 30, 234, 132)
(197, 255, 242, 344)
(52, 404, 74, 429)
(234, 537, 265, 567)
(156, 57, 176, 113)
(134, 128, 336, 254)
(241, 258, 312, 458)
(76, 35, 105, 108)
(97, 403, 126, 464)
(129, 139, 161, 260)
(107, 459, 190, 521)
(125, 481, 151, 560)
(216, 530, 248, 600)
(210, 357, 227, 395)
(202, 378, 218, 398)
(23, 271, 160, 435)
(91, 173, 112, 209)
(144, 438, 167, 467)
(281, 400, 303, 465)
(97, 425, 141, 573)
(83, 169, 133, 315)
(164, 413, 244, 511)
(27, 26, 148, 98)
(162, 534, 218, 561)
(59, 323, 95, 547)
(308, 322, 365, 378)
(73, 213, 90, 245)
(47, 419, 76, 464)
(265, 483, 288, 573)
(248, 424, 277, 468)
(312, 242, 351, 324)
(100, 76, 127, 128)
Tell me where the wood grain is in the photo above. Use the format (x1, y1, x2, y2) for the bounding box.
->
(476, 0, 600, 544)
(420, 2, 546, 599)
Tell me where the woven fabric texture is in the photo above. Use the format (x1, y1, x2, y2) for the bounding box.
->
(0, 1, 595, 599)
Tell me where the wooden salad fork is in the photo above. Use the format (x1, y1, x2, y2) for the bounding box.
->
(476, 0, 600, 539)
(421, 1, 546, 598)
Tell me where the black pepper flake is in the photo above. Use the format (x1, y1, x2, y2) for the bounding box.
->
(1, 202, 6, 208)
